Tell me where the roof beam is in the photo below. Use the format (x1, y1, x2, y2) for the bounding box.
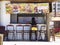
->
(1, 0, 57, 3)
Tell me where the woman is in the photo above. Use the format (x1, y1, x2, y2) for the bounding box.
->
(30, 17, 37, 40)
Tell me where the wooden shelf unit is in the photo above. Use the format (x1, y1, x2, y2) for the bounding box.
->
(16, 13, 50, 41)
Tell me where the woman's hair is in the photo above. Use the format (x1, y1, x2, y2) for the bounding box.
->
(31, 17, 36, 26)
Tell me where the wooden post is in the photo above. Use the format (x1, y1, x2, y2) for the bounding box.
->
(46, 13, 50, 41)
(0, 34, 3, 45)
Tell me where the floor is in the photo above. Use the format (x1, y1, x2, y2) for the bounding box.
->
(3, 36, 60, 45)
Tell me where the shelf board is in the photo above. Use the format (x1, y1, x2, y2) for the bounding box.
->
(17, 13, 45, 17)
(51, 17, 60, 21)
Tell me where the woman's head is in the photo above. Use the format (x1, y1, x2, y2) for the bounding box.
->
(31, 17, 36, 26)
(32, 17, 35, 20)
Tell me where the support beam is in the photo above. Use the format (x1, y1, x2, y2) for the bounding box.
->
(0, 0, 57, 3)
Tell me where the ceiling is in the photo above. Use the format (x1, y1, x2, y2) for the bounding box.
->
(0, 0, 57, 3)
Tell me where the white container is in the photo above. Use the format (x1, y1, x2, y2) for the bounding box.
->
(16, 26, 23, 30)
(7, 26, 14, 30)
(24, 26, 30, 30)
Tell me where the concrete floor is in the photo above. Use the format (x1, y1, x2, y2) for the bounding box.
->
(3, 36, 60, 45)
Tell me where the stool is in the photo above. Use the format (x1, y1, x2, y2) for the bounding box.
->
(37, 25, 41, 40)
(7, 25, 15, 40)
(0, 26, 6, 40)
(16, 25, 24, 40)
(24, 25, 31, 41)
(39, 25, 46, 41)
(50, 28, 55, 41)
